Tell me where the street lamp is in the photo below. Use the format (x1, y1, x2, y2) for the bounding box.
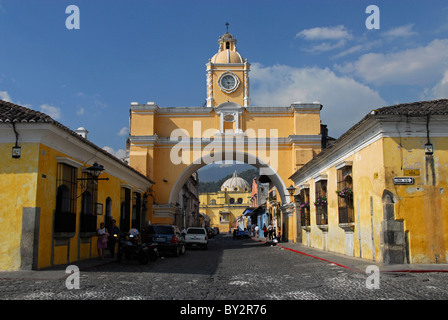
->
(85, 162, 106, 179)
(287, 185, 296, 198)
(77, 162, 109, 196)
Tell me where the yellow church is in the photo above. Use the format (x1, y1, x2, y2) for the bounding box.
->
(199, 171, 251, 233)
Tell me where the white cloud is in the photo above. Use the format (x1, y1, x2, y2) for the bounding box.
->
(296, 25, 352, 41)
(76, 107, 85, 115)
(431, 70, 448, 99)
(0, 90, 11, 102)
(336, 39, 448, 86)
(296, 25, 353, 53)
(103, 146, 127, 160)
(39, 104, 61, 120)
(117, 126, 128, 137)
(250, 63, 386, 137)
(305, 40, 347, 53)
(382, 24, 417, 38)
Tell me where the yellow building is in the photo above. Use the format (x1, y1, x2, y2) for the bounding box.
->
(199, 171, 251, 233)
(0, 101, 154, 270)
(290, 99, 448, 264)
(128, 29, 325, 239)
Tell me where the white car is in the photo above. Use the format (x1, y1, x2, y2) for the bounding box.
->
(185, 227, 208, 249)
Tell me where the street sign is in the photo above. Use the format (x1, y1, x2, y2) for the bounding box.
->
(393, 177, 415, 185)
(404, 169, 420, 176)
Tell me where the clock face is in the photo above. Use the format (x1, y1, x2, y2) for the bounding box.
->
(218, 72, 240, 93)
(221, 75, 236, 90)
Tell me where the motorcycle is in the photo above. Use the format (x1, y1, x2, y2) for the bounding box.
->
(116, 229, 158, 264)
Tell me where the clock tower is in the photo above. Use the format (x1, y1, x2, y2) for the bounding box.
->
(206, 26, 250, 108)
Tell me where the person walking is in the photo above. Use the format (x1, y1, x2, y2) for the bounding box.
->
(107, 219, 120, 258)
(268, 224, 273, 240)
(263, 224, 267, 240)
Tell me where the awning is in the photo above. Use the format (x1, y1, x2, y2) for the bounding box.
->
(243, 206, 264, 216)
(243, 207, 256, 216)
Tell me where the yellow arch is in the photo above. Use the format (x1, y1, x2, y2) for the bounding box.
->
(168, 150, 290, 206)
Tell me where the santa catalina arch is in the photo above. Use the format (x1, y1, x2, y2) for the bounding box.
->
(128, 30, 325, 238)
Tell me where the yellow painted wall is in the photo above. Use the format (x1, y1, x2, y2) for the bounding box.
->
(299, 139, 385, 259)
(1, 139, 150, 270)
(0, 143, 39, 270)
(383, 136, 448, 263)
(130, 111, 155, 136)
(297, 134, 448, 264)
(294, 113, 322, 135)
(243, 113, 293, 138)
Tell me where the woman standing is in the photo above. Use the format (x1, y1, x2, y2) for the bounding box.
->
(97, 222, 109, 259)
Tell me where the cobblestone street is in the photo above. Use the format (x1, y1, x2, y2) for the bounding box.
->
(2, 234, 448, 305)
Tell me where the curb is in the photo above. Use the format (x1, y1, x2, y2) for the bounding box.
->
(251, 237, 448, 274)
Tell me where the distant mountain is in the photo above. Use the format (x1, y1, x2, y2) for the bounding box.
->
(197, 162, 256, 182)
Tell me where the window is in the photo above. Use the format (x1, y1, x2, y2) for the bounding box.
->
(120, 187, 131, 233)
(299, 188, 310, 227)
(337, 166, 354, 224)
(229, 198, 235, 204)
(237, 198, 243, 204)
(220, 213, 229, 222)
(80, 170, 98, 233)
(132, 192, 141, 229)
(105, 197, 112, 228)
(187, 228, 206, 234)
(210, 199, 216, 205)
(54, 163, 77, 233)
(314, 179, 328, 225)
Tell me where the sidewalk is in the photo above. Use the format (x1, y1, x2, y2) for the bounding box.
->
(0, 257, 115, 280)
(253, 237, 448, 274)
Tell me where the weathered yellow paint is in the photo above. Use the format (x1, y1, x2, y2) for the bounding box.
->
(383, 136, 447, 263)
(295, 131, 448, 264)
(1, 138, 152, 270)
(0, 143, 39, 270)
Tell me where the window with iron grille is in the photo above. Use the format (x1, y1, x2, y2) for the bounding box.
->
(314, 180, 328, 225)
(80, 171, 98, 233)
(337, 166, 354, 224)
(54, 163, 77, 233)
(299, 188, 310, 227)
(105, 197, 113, 228)
(120, 187, 131, 233)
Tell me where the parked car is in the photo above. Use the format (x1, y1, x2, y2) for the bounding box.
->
(142, 224, 186, 256)
(185, 227, 208, 249)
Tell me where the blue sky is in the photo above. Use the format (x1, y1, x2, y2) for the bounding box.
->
(1, 0, 448, 160)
